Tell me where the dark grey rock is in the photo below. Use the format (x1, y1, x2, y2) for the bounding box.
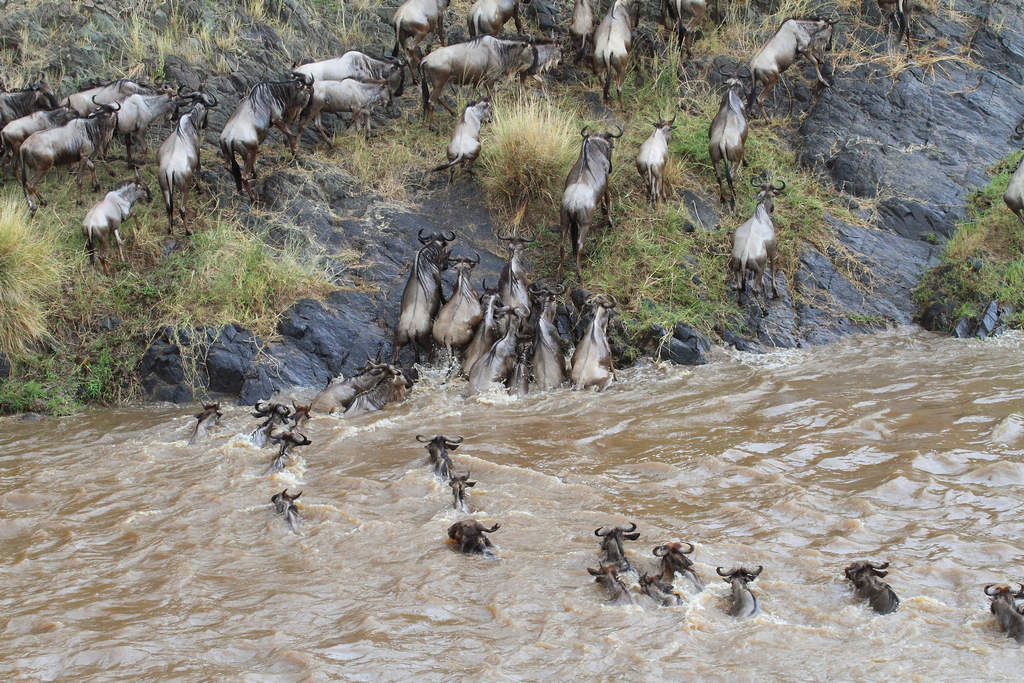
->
(668, 322, 711, 365)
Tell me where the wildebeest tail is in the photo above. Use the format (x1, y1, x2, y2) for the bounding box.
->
(221, 139, 243, 193)
(165, 169, 175, 226)
(676, 15, 686, 48)
(19, 149, 28, 197)
(602, 54, 612, 101)
(431, 156, 462, 172)
(420, 68, 430, 116)
(84, 225, 96, 262)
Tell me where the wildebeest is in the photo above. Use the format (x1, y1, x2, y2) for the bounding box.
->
(709, 76, 748, 211)
(1, 106, 78, 177)
(530, 282, 566, 389)
(747, 17, 834, 119)
(297, 77, 393, 141)
(393, 230, 455, 363)
(293, 51, 406, 106)
(189, 403, 222, 445)
(20, 100, 121, 214)
(310, 357, 389, 414)
(639, 571, 681, 606)
(844, 561, 900, 615)
(344, 363, 410, 417)
(653, 541, 704, 591)
(662, 0, 706, 56)
(462, 281, 506, 377)
(448, 519, 500, 555)
(115, 87, 179, 164)
(0, 79, 59, 129)
(393, 0, 451, 83)
(595, 522, 639, 571)
(1004, 148, 1024, 227)
(416, 433, 462, 480)
(431, 99, 493, 184)
(267, 430, 312, 474)
(636, 116, 675, 205)
(508, 336, 532, 396)
(62, 79, 154, 117)
(717, 565, 762, 617)
(219, 73, 314, 202)
(984, 583, 1024, 644)
(432, 254, 483, 370)
(468, 0, 529, 37)
(570, 0, 595, 64)
(450, 471, 476, 511)
(731, 174, 784, 307)
(420, 36, 539, 126)
(558, 126, 621, 281)
(467, 307, 525, 393)
(592, 0, 638, 106)
(877, 0, 911, 50)
(289, 403, 311, 429)
(157, 92, 216, 236)
(82, 177, 152, 275)
(498, 234, 533, 318)
(570, 294, 616, 391)
(271, 488, 302, 534)
(250, 401, 292, 447)
(588, 563, 634, 604)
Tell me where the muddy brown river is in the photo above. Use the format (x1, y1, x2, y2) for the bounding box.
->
(3, 327, 1024, 679)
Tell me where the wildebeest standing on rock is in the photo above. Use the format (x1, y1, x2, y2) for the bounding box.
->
(20, 100, 121, 214)
(570, 0, 595, 64)
(115, 85, 179, 164)
(0, 78, 59, 131)
(82, 176, 152, 275)
(468, 0, 530, 38)
(432, 99, 493, 184)
(717, 565, 762, 617)
(296, 77, 393, 141)
(653, 541, 703, 591)
(432, 254, 483, 372)
(844, 561, 900, 615)
(592, 0, 638, 107)
(570, 294, 616, 391)
(292, 50, 406, 109)
(219, 73, 314, 202)
(158, 92, 217, 236)
(498, 234, 533, 318)
(271, 489, 302, 534)
(594, 521, 639, 571)
(393, 0, 451, 83)
(709, 76, 748, 211)
(588, 563, 634, 604)
(731, 174, 784, 308)
(416, 433, 463, 480)
(558, 126, 621, 281)
(393, 230, 455, 364)
(62, 79, 153, 117)
(662, 0, 706, 57)
(530, 282, 566, 390)
(448, 519, 500, 555)
(467, 307, 526, 393)
(636, 115, 675, 205)
(189, 403, 222, 445)
(747, 17, 835, 120)
(877, 0, 911, 51)
(984, 583, 1024, 644)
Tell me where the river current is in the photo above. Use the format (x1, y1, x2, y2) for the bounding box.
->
(2, 327, 1024, 679)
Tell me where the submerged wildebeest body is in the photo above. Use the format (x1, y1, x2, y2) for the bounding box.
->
(588, 563, 634, 605)
(467, 308, 525, 393)
(62, 79, 153, 117)
(448, 519, 500, 555)
(250, 401, 292, 448)
(289, 403, 311, 430)
(844, 561, 900, 615)
(310, 358, 389, 414)
(662, 0, 706, 56)
(416, 434, 463, 481)
(498, 235, 533, 318)
(432, 99, 492, 184)
(571, 295, 616, 391)
(592, 0, 637, 106)
(709, 78, 748, 210)
(747, 17, 834, 119)
(267, 431, 312, 474)
(731, 174, 784, 306)
(271, 489, 302, 534)
(530, 283, 566, 390)
(393, 230, 454, 363)
(508, 337, 532, 397)
(219, 73, 314, 202)
(594, 522, 639, 571)
(985, 583, 1024, 644)
(393, 0, 451, 83)
(450, 471, 476, 511)
(432, 254, 483, 368)
(654, 541, 703, 591)
(1, 106, 78, 176)
(468, 0, 529, 38)
(344, 363, 409, 417)
(640, 571, 681, 606)
(82, 178, 152, 275)
(297, 78, 393, 141)
(559, 126, 621, 281)
(636, 116, 675, 205)
(20, 100, 121, 213)
(717, 565, 762, 617)
(462, 281, 506, 378)
(420, 36, 539, 125)
(158, 93, 216, 236)
(1004, 145, 1024, 227)
(189, 403, 222, 445)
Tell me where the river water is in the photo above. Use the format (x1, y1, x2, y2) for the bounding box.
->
(2, 327, 1024, 680)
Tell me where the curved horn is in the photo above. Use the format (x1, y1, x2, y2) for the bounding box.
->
(772, 179, 787, 192)
(417, 229, 430, 243)
(750, 175, 762, 187)
(442, 230, 456, 242)
(202, 92, 218, 108)
(751, 565, 764, 577)
(444, 436, 464, 444)
(595, 527, 607, 537)
(106, 100, 121, 112)
(679, 541, 695, 554)
(652, 545, 669, 557)
(623, 522, 636, 533)
(415, 434, 431, 443)
(716, 567, 732, 577)
(609, 124, 624, 139)
(484, 523, 500, 533)
(602, 294, 618, 308)
(985, 584, 1001, 596)
(869, 561, 890, 571)
(581, 126, 589, 138)
(471, 252, 480, 266)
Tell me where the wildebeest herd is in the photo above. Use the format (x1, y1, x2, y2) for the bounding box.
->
(5, 0, 1023, 644)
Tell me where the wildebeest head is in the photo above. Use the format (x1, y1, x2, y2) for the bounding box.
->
(450, 471, 476, 510)
(253, 401, 291, 426)
(416, 434, 462, 480)
(447, 519, 500, 554)
(195, 403, 223, 422)
(588, 562, 633, 604)
(717, 565, 763, 584)
(580, 124, 623, 160)
(985, 583, 1024, 605)
(28, 78, 59, 110)
(653, 541, 695, 572)
(844, 560, 889, 584)
(595, 521, 639, 569)
(751, 172, 785, 213)
(417, 229, 456, 268)
(639, 571, 680, 605)
(271, 488, 301, 514)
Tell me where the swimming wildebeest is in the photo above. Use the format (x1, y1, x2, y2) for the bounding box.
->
(450, 471, 476, 511)
(570, 294, 617, 391)
(416, 433, 462, 480)
(344, 363, 410, 417)
(844, 561, 900, 615)
(448, 519, 500, 555)
(393, 230, 455, 363)
(587, 563, 634, 605)
(984, 583, 1024, 644)
(530, 282, 566, 390)
(639, 571, 681, 606)
(717, 565, 762, 617)
(462, 281, 507, 377)
(250, 401, 292, 447)
(266, 431, 312, 474)
(310, 356, 390, 414)
(271, 488, 302, 534)
(188, 403, 222, 444)
(594, 521, 640, 571)
(653, 541, 703, 591)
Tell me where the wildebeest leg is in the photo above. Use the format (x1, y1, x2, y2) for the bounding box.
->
(274, 120, 299, 158)
(436, 15, 447, 45)
(557, 208, 568, 281)
(180, 182, 193, 236)
(25, 167, 49, 208)
(756, 74, 775, 120)
(242, 147, 258, 203)
(768, 252, 778, 298)
(807, 52, 831, 87)
(575, 222, 586, 280)
(616, 63, 626, 109)
(513, 5, 523, 34)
